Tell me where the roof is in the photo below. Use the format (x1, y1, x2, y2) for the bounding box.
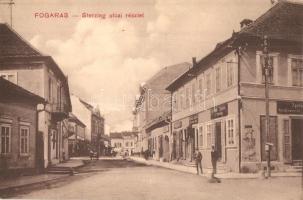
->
(68, 112, 86, 127)
(240, 1, 303, 43)
(146, 62, 190, 88)
(135, 62, 190, 109)
(0, 23, 42, 57)
(110, 131, 138, 139)
(79, 98, 103, 118)
(0, 23, 72, 111)
(166, 1, 303, 91)
(0, 77, 45, 104)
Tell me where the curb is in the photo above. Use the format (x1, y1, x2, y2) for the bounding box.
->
(0, 174, 70, 197)
(129, 157, 301, 179)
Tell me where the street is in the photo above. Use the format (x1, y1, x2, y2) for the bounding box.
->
(12, 159, 301, 200)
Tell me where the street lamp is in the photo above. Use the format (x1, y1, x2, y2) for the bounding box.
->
(262, 35, 273, 178)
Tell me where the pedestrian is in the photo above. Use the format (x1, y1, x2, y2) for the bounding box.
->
(195, 149, 203, 175)
(211, 145, 218, 178)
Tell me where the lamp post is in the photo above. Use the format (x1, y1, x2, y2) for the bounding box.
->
(263, 35, 272, 178)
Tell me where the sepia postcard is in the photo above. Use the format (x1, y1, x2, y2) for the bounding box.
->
(0, 0, 302, 199)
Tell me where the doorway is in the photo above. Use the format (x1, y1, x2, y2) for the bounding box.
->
(215, 122, 222, 160)
(291, 119, 303, 161)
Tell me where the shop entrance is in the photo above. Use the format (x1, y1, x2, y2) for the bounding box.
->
(291, 119, 303, 161)
(215, 122, 222, 160)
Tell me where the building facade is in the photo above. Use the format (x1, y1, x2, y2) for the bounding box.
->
(0, 23, 72, 168)
(70, 94, 105, 155)
(132, 63, 190, 159)
(110, 132, 138, 156)
(166, 1, 303, 172)
(68, 113, 87, 157)
(0, 78, 44, 173)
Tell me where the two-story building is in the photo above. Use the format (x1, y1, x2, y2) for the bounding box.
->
(132, 63, 190, 160)
(0, 78, 44, 173)
(68, 113, 86, 157)
(71, 94, 105, 155)
(0, 23, 72, 168)
(166, 1, 303, 172)
(110, 131, 138, 156)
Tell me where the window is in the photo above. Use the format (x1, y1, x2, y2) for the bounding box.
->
(227, 62, 234, 87)
(291, 58, 303, 86)
(256, 52, 278, 84)
(130, 142, 133, 147)
(126, 142, 129, 147)
(192, 82, 196, 105)
(173, 92, 178, 112)
(215, 67, 221, 92)
(226, 118, 235, 146)
(48, 78, 52, 101)
(206, 73, 211, 96)
(206, 123, 212, 148)
(198, 126, 204, 148)
(180, 89, 185, 110)
(198, 78, 203, 102)
(185, 87, 190, 108)
(260, 55, 274, 84)
(20, 126, 29, 155)
(0, 124, 11, 154)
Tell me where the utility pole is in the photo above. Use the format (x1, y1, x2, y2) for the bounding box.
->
(0, 0, 14, 27)
(263, 35, 272, 178)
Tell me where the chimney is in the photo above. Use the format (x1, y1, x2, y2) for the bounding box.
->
(192, 57, 197, 67)
(240, 19, 253, 29)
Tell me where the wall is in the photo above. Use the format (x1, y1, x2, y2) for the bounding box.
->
(71, 95, 92, 141)
(0, 101, 37, 170)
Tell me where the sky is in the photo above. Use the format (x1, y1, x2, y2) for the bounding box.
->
(0, 0, 275, 132)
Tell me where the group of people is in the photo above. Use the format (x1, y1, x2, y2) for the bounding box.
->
(194, 145, 218, 178)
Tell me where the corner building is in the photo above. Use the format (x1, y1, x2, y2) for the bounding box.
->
(167, 1, 303, 172)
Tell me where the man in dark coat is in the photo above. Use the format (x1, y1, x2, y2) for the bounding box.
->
(195, 150, 203, 175)
(211, 145, 218, 178)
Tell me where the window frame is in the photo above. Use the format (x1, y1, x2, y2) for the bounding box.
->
(19, 125, 30, 156)
(0, 123, 12, 154)
(205, 72, 212, 96)
(256, 51, 279, 85)
(226, 61, 235, 87)
(206, 122, 212, 148)
(215, 66, 221, 92)
(225, 117, 236, 147)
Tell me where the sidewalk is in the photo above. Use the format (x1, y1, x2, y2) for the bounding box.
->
(129, 156, 301, 179)
(0, 158, 86, 195)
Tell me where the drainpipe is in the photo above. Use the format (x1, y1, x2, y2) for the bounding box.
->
(237, 48, 242, 173)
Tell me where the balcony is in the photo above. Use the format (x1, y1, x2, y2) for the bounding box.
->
(51, 102, 69, 122)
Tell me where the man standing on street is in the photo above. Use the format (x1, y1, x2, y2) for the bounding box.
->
(211, 145, 218, 178)
(195, 149, 203, 175)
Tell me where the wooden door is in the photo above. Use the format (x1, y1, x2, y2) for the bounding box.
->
(260, 116, 278, 161)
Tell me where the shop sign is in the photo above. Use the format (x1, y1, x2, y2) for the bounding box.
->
(189, 114, 198, 125)
(211, 103, 228, 119)
(173, 121, 182, 129)
(277, 101, 303, 114)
